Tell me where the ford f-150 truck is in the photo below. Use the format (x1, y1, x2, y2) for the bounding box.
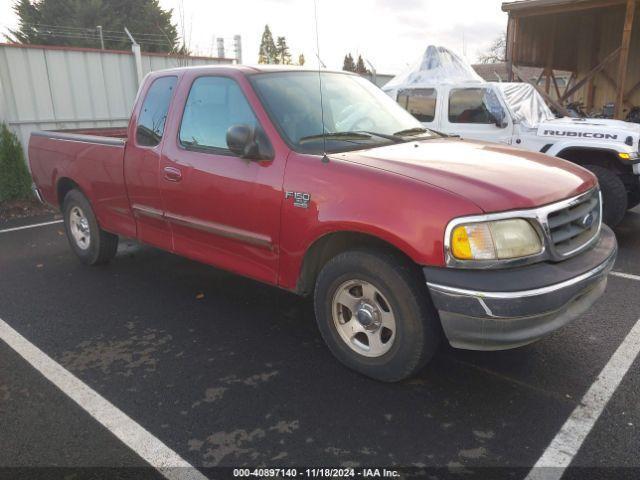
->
(385, 81, 640, 227)
(29, 66, 617, 381)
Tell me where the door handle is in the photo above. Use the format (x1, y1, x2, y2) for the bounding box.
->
(163, 166, 182, 182)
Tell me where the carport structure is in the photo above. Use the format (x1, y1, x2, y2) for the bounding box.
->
(503, 0, 639, 119)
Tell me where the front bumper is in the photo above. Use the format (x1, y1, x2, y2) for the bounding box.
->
(425, 225, 617, 350)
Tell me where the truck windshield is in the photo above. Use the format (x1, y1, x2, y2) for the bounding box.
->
(250, 71, 434, 154)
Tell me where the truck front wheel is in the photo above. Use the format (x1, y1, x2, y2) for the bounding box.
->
(314, 249, 440, 382)
(62, 189, 118, 265)
(584, 165, 627, 227)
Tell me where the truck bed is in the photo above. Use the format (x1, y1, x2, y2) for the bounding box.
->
(28, 127, 136, 238)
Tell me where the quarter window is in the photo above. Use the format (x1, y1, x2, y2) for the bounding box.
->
(179, 76, 258, 152)
(397, 88, 437, 122)
(136, 76, 177, 147)
(448, 88, 505, 125)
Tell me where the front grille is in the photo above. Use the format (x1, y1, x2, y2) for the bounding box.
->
(546, 188, 601, 257)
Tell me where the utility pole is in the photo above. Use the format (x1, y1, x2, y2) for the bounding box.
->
(96, 25, 105, 50)
(125, 27, 144, 87)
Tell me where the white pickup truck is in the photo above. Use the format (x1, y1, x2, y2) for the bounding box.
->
(385, 81, 640, 227)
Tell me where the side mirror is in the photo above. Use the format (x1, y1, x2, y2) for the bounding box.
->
(226, 124, 274, 161)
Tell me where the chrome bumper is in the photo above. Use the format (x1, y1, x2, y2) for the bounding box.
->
(425, 225, 617, 350)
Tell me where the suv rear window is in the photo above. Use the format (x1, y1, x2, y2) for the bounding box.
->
(136, 76, 177, 147)
(397, 88, 437, 122)
(448, 88, 503, 124)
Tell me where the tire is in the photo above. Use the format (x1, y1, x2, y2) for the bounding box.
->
(628, 188, 640, 210)
(313, 249, 441, 382)
(583, 165, 627, 227)
(62, 189, 118, 265)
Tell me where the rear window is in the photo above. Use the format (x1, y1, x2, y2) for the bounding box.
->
(136, 76, 177, 147)
(397, 88, 437, 123)
(448, 88, 503, 124)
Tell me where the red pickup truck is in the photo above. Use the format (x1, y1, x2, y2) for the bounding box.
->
(30, 66, 617, 381)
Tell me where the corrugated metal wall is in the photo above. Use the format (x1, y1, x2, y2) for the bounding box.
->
(0, 43, 233, 153)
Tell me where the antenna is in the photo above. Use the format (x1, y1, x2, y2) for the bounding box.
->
(313, 0, 329, 163)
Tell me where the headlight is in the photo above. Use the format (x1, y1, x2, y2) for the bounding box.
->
(450, 218, 542, 261)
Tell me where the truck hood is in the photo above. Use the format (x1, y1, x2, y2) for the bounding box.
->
(538, 117, 640, 145)
(336, 138, 596, 213)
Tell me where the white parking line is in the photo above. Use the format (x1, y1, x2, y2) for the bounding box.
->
(0, 219, 63, 234)
(0, 317, 208, 480)
(610, 271, 640, 282)
(525, 317, 640, 480)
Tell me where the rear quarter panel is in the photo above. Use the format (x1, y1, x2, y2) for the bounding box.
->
(29, 133, 136, 238)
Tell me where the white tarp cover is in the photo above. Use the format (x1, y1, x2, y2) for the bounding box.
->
(493, 82, 555, 128)
(383, 45, 484, 99)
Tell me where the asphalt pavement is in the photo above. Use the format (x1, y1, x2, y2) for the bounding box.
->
(1, 207, 639, 479)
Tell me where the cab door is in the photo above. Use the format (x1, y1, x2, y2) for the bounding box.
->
(442, 86, 513, 144)
(159, 74, 286, 285)
(124, 75, 178, 250)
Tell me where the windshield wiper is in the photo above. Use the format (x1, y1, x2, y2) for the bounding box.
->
(393, 127, 429, 137)
(299, 131, 372, 144)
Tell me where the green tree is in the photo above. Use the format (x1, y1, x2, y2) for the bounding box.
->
(276, 36, 291, 65)
(355, 54, 369, 74)
(8, 0, 182, 53)
(342, 53, 356, 72)
(297, 53, 305, 66)
(258, 24, 277, 64)
(0, 123, 32, 202)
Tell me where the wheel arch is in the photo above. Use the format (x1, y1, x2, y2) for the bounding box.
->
(294, 230, 420, 296)
(56, 177, 84, 207)
(554, 146, 626, 173)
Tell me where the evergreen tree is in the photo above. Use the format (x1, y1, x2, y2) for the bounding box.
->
(276, 36, 291, 65)
(258, 24, 277, 64)
(8, 0, 181, 53)
(342, 53, 356, 72)
(355, 54, 369, 74)
(297, 53, 305, 66)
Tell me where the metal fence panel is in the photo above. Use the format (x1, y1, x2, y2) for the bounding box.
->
(0, 43, 232, 157)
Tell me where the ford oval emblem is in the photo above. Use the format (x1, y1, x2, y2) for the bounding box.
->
(581, 212, 594, 228)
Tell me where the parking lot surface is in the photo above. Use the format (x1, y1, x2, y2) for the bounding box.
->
(1, 208, 639, 479)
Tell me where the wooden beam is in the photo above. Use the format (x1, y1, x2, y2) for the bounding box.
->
(586, 13, 602, 110)
(512, 65, 571, 116)
(506, 16, 519, 82)
(561, 47, 621, 101)
(625, 79, 640, 100)
(504, 0, 628, 18)
(599, 69, 635, 108)
(551, 70, 563, 99)
(615, 0, 636, 119)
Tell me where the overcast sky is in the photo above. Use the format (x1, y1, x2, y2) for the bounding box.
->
(0, 0, 509, 74)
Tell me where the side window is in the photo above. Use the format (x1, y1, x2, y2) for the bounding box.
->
(448, 88, 505, 125)
(397, 88, 437, 122)
(136, 76, 177, 147)
(179, 76, 258, 152)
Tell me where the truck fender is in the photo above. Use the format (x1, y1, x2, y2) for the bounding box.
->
(546, 141, 624, 159)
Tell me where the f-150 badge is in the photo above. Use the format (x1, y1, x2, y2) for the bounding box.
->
(285, 191, 310, 209)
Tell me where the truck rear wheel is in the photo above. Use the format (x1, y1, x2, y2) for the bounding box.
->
(584, 165, 627, 227)
(62, 189, 118, 265)
(313, 249, 440, 382)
